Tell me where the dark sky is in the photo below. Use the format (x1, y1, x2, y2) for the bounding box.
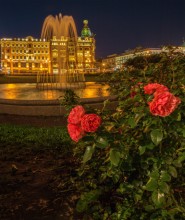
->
(0, 0, 184, 58)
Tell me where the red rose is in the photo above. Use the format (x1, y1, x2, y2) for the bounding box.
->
(144, 83, 169, 95)
(149, 91, 181, 117)
(81, 114, 101, 132)
(67, 124, 85, 142)
(68, 105, 85, 125)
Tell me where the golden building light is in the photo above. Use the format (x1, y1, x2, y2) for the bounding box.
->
(0, 13, 96, 75)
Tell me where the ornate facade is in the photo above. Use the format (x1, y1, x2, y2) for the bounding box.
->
(0, 14, 95, 74)
(0, 36, 50, 74)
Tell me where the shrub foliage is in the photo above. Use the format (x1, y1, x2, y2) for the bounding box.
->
(71, 49, 185, 219)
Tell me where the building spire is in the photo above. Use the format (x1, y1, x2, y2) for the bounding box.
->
(81, 20, 92, 38)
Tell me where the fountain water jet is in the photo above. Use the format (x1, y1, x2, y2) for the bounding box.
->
(36, 71, 86, 90)
(38, 13, 86, 90)
(41, 13, 78, 40)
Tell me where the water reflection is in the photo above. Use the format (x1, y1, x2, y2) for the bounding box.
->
(0, 82, 110, 100)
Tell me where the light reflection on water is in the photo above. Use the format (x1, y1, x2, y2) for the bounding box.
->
(0, 82, 110, 100)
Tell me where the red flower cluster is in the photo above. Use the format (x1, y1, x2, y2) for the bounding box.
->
(81, 114, 101, 132)
(67, 124, 85, 143)
(67, 105, 85, 125)
(144, 83, 181, 117)
(144, 83, 169, 95)
(67, 105, 101, 142)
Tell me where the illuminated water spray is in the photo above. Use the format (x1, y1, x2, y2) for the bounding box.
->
(37, 13, 85, 89)
(41, 13, 78, 40)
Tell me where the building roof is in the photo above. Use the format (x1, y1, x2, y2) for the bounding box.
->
(81, 20, 92, 38)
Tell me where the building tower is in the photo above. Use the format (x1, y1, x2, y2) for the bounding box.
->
(77, 20, 96, 73)
(41, 14, 96, 74)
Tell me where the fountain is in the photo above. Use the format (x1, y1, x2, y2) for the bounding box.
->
(36, 71, 86, 90)
(0, 14, 117, 118)
(37, 13, 86, 90)
(41, 13, 78, 40)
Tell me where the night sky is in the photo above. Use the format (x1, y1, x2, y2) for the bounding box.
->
(0, 0, 184, 58)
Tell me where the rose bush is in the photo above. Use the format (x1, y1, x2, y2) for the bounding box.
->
(67, 49, 185, 219)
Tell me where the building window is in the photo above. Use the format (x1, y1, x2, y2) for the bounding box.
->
(13, 63, 18, 67)
(21, 63, 26, 67)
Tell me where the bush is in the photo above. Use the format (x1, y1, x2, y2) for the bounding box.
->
(70, 49, 185, 219)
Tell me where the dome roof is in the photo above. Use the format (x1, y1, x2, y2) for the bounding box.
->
(81, 20, 92, 38)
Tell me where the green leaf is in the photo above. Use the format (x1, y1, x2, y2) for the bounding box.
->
(144, 205, 154, 212)
(135, 113, 144, 124)
(145, 143, 155, 150)
(150, 129, 163, 146)
(139, 146, 146, 155)
(169, 166, 177, 178)
(173, 160, 182, 168)
(96, 136, 109, 148)
(150, 170, 159, 179)
(128, 117, 136, 128)
(165, 157, 172, 165)
(152, 190, 165, 208)
(168, 208, 184, 216)
(83, 145, 95, 163)
(177, 112, 181, 121)
(134, 193, 142, 202)
(76, 190, 101, 213)
(182, 129, 185, 138)
(145, 178, 158, 191)
(110, 149, 121, 166)
(76, 199, 87, 213)
(159, 182, 170, 193)
(177, 152, 185, 163)
(160, 171, 171, 182)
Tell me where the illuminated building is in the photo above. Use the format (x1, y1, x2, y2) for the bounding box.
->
(0, 13, 95, 74)
(0, 36, 50, 74)
(102, 46, 185, 72)
(102, 48, 161, 72)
